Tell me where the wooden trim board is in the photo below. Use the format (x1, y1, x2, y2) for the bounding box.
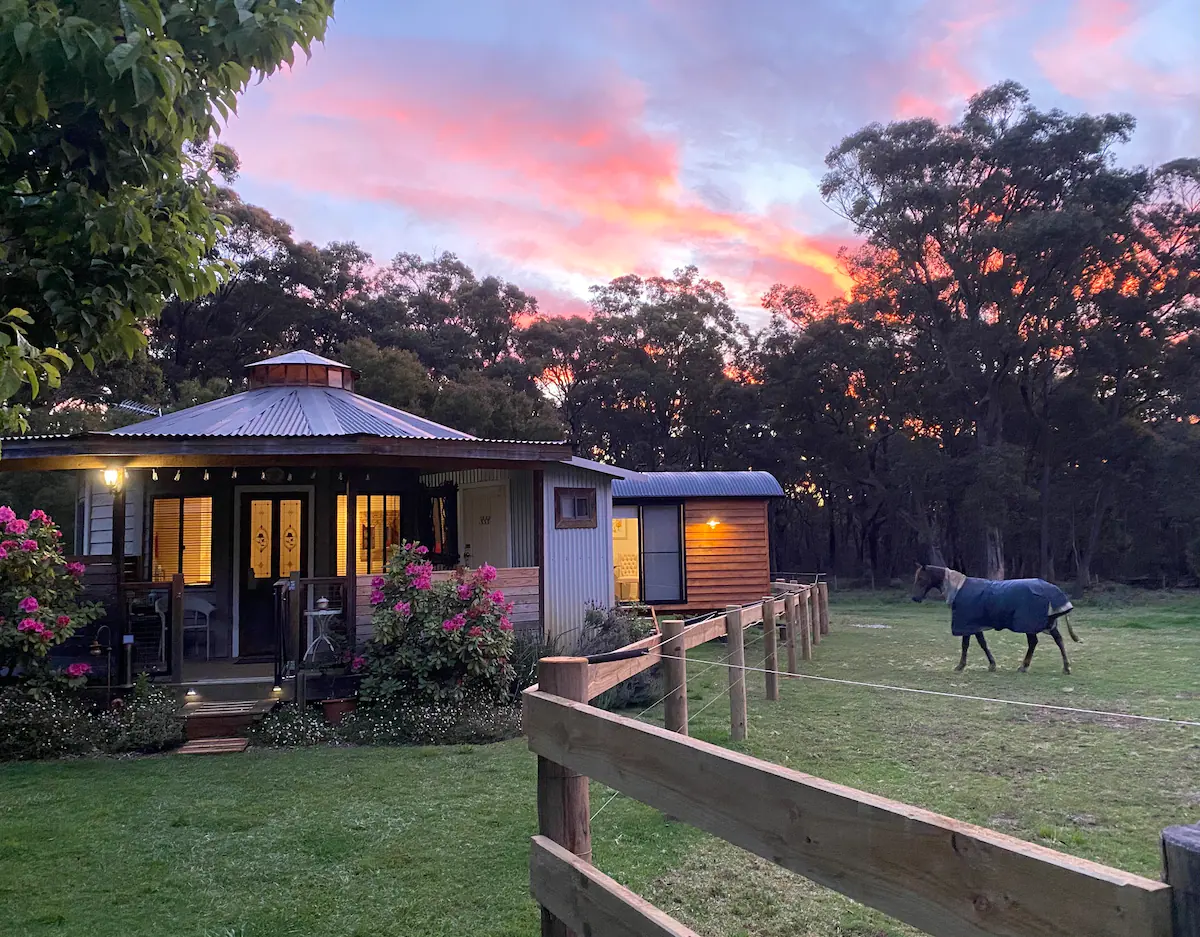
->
(523, 690, 1172, 937)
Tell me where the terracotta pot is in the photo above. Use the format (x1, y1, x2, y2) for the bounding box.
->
(321, 697, 357, 725)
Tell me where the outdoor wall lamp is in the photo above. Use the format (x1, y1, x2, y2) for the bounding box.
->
(102, 467, 123, 489)
(707, 518, 721, 529)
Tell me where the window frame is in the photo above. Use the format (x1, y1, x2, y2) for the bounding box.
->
(554, 487, 598, 529)
(612, 501, 686, 606)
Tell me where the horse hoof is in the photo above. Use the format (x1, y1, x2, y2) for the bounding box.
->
(1017, 665, 1027, 673)
(988, 663, 997, 672)
(953, 664, 965, 672)
(1063, 667, 1071, 675)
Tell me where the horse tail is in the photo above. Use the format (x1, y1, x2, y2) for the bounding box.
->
(1064, 615, 1080, 643)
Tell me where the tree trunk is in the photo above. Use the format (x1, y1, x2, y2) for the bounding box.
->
(984, 526, 1005, 580)
(1078, 481, 1111, 589)
(1039, 460, 1052, 580)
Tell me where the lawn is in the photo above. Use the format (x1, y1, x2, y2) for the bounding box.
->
(1, 588, 1197, 937)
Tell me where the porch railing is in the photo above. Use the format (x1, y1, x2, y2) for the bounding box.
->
(274, 575, 351, 694)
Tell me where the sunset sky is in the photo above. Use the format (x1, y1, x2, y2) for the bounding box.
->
(224, 0, 1200, 323)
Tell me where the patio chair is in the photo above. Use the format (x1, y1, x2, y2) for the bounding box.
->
(155, 595, 217, 661)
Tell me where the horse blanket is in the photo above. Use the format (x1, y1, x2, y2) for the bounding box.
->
(950, 578, 1073, 637)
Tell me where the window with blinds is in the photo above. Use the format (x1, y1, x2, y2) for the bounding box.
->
(337, 494, 402, 575)
(152, 498, 213, 585)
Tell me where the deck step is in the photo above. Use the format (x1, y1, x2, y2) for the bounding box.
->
(177, 737, 249, 755)
(182, 699, 277, 741)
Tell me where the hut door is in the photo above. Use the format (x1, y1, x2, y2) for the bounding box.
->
(459, 483, 510, 569)
(238, 493, 308, 658)
(641, 505, 683, 603)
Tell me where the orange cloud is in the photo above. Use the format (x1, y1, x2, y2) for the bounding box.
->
(226, 42, 852, 311)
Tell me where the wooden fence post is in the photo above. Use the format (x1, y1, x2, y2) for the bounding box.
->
(661, 618, 688, 735)
(809, 586, 822, 646)
(725, 605, 747, 741)
(783, 591, 799, 674)
(169, 573, 185, 682)
(1164, 823, 1200, 936)
(537, 657, 592, 937)
(797, 587, 813, 661)
(762, 597, 779, 702)
(818, 581, 831, 636)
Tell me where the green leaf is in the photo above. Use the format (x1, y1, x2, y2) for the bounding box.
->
(106, 41, 140, 76)
(13, 21, 34, 57)
(132, 64, 156, 105)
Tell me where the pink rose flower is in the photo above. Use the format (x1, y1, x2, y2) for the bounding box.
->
(1, 540, 16, 550)
(457, 583, 473, 600)
(415, 545, 429, 555)
(369, 589, 385, 605)
(0, 506, 14, 523)
(29, 509, 48, 523)
(504, 602, 514, 615)
(51, 529, 62, 539)
(19, 539, 37, 552)
(66, 561, 86, 576)
(65, 662, 91, 678)
(5, 519, 28, 534)
(488, 590, 505, 604)
(371, 576, 385, 589)
(17, 618, 42, 633)
(0, 547, 8, 560)
(467, 625, 484, 637)
(405, 561, 433, 591)
(475, 563, 498, 584)
(441, 613, 466, 632)
(499, 618, 514, 632)
(18, 596, 38, 613)
(351, 655, 366, 673)
(392, 601, 411, 616)
(56, 615, 71, 627)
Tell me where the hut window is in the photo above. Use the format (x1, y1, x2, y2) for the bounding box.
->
(151, 497, 213, 585)
(327, 369, 343, 389)
(336, 493, 402, 575)
(641, 504, 683, 603)
(554, 487, 597, 529)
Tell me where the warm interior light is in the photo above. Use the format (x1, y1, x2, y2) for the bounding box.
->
(102, 468, 121, 488)
(185, 688, 197, 698)
(272, 685, 282, 694)
(707, 518, 720, 528)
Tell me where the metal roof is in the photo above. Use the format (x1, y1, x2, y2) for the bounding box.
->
(613, 471, 785, 500)
(559, 456, 642, 479)
(250, 350, 351, 369)
(108, 387, 480, 439)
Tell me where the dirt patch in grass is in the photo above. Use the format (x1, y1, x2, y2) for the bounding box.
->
(1009, 709, 1159, 730)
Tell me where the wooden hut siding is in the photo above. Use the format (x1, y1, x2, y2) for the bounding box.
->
(541, 463, 614, 647)
(680, 498, 770, 609)
(418, 468, 537, 564)
(81, 470, 143, 556)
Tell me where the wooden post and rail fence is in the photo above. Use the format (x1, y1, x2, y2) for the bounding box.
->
(526, 582, 1200, 937)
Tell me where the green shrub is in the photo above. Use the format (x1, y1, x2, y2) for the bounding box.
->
(507, 632, 560, 701)
(0, 689, 94, 760)
(358, 541, 515, 706)
(250, 703, 339, 748)
(338, 701, 521, 747)
(96, 677, 184, 754)
(579, 605, 660, 710)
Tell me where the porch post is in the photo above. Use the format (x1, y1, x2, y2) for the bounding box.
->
(345, 477, 357, 648)
(111, 477, 128, 684)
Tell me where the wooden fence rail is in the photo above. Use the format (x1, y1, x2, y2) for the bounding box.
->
(527, 580, 1200, 937)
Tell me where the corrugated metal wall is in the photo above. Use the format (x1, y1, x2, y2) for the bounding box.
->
(542, 464, 614, 647)
(419, 469, 536, 566)
(82, 470, 143, 556)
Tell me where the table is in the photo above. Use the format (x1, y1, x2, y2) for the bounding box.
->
(302, 608, 343, 664)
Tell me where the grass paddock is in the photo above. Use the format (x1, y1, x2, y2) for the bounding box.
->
(1, 589, 1197, 936)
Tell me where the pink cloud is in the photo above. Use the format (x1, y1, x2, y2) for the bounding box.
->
(225, 40, 853, 306)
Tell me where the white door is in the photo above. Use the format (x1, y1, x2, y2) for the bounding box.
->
(459, 484, 510, 568)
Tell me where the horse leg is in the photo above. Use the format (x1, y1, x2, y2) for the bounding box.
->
(1050, 624, 1071, 675)
(954, 634, 970, 671)
(975, 632, 997, 671)
(1018, 633, 1037, 672)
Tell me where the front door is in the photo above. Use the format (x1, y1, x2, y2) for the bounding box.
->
(459, 484, 509, 568)
(239, 493, 308, 658)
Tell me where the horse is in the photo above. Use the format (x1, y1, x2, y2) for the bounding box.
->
(911, 564, 1080, 673)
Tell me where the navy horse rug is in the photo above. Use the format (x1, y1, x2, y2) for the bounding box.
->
(950, 577, 1073, 637)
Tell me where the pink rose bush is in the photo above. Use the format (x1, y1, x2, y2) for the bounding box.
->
(0, 507, 102, 695)
(359, 540, 514, 705)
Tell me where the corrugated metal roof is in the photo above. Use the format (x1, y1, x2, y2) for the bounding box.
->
(250, 350, 351, 368)
(559, 456, 641, 479)
(613, 470, 785, 500)
(108, 387, 479, 439)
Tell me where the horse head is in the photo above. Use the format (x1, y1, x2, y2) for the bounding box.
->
(911, 563, 943, 602)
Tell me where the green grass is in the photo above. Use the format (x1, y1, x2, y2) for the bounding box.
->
(1, 589, 1197, 937)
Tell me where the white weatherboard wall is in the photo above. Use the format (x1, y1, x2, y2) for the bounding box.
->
(419, 469, 537, 565)
(81, 471, 143, 556)
(542, 463, 614, 647)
